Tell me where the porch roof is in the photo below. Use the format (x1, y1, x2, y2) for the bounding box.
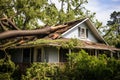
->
(9, 38, 120, 52)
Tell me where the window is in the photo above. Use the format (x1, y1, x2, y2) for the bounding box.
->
(78, 27, 88, 38)
(81, 28, 86, 38)
(59, 48, 68, 62)
(23, 48, 30, 63)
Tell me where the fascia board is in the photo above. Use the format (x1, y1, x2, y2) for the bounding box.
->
(61, 18, 89, 36)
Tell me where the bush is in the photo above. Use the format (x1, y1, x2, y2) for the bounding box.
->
(22, 50, 120, 80)
(22, 63, 61, 80)
(65, 50, 120, 80)
(0, 55, 17, 80)
(0, 55, 21, 80)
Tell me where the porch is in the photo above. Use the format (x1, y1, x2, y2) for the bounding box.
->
(8, 46, 120, 64)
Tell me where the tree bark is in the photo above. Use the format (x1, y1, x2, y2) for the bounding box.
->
(0, 18, 20, 31)
(0, 25, 67, 40)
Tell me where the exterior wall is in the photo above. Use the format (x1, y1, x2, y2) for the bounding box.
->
(44, 47, 59, 63)
(62, 23, 98, 43)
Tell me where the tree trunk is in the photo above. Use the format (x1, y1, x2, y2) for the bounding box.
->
(0, 25, 67, 40)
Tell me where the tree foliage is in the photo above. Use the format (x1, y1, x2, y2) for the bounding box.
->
(0, 0, 48, 30)
(22, 50, 120, 80)
(0, 55, 17, 80)
(103, 11, 120, 47)
(22, 63, 60, 80)
(0, 0, 98, 30)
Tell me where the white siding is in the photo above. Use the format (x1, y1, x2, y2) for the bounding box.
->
(62, 23, 98, 42)
(44, 47, 59, 63)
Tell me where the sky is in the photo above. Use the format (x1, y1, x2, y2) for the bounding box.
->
(85, 0, 120, 25)
(52, 0, 120, 26)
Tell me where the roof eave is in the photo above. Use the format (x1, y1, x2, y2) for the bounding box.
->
(85, 19, 108, 45)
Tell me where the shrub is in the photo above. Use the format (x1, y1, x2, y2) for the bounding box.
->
(65, 50, 120, 80)
(22, 50, 120, 80)
(0, 55, 16, 80)
(22, 63, 61, 80)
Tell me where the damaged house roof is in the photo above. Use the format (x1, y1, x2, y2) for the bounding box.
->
(0, 17, 119, 51)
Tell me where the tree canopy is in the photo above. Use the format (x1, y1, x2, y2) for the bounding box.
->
(0, 0, 96, 30)
(0, 0, 48, 29)
(103, 11, 120, 47)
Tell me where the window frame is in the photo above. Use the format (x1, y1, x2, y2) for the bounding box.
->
(80, 27, 87, 39)
(78, 27, 88, 39)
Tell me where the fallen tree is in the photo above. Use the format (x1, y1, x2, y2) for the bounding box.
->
(0, 25, 67, 40)
(0, 17, 67, 40)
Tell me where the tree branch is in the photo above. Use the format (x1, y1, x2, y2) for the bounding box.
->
(74, 3, 82, 11)
(0, 39, 18, 49)
(0, 21, 8, 31)
(7, 18, 20, 30)
(2, 21, 9, 27)
(0, 18, 20, 30)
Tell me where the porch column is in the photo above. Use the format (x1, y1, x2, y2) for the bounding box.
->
(58, 47, 60, 62)
(33, 48, 37, 62)
(69, 49, 71, 54)
(110, 51, 113, 58)
(95, 49, 98, 57)
(117, 52, 120, 59)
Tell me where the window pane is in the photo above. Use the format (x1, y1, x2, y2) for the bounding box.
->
(59, 48, 68, 62)
(23, 48, 30, 63)
(81, 28, 86, 38)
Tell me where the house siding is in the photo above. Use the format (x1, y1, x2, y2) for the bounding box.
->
(62, 23, 98, 42)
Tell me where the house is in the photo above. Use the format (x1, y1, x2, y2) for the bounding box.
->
(0, 18, 120, 65)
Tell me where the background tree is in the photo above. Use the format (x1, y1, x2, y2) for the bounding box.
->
(103, 11, 120, 47)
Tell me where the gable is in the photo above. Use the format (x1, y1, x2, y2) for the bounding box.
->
(62, 22, 98, 42)
(61, 18, 106, 44)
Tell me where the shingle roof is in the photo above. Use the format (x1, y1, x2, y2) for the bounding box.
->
(0, 18, 120, 51)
